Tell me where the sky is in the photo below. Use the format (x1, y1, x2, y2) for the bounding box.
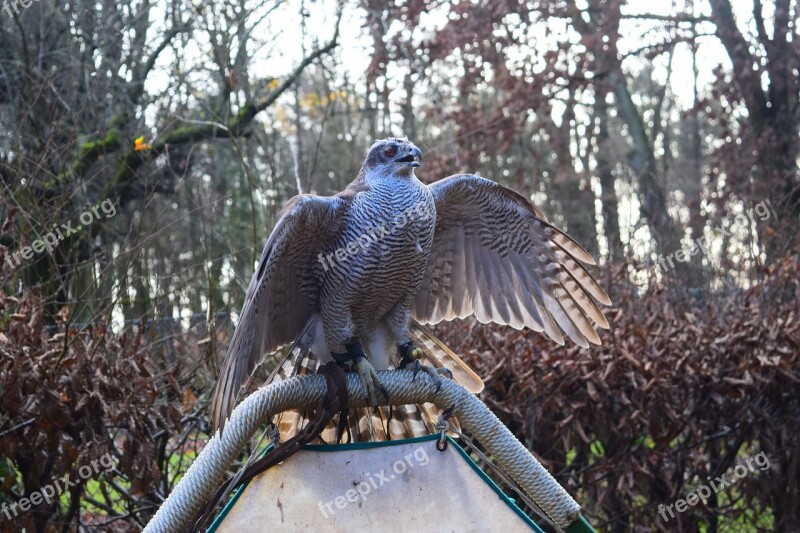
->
(255, 0, 765, 108)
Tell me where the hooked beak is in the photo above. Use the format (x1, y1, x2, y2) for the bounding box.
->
(396, 146, 422, 167)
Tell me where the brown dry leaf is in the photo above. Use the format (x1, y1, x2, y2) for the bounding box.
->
(182, 388, 197, 413)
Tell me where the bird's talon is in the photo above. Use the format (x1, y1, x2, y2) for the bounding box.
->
(355, 356, 384, 408)
(410, 361, 453, 392)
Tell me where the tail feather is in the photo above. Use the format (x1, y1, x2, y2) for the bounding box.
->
(350, 408, 387, 441)
(386, 404, 431, 440)
(408, 321, 484, 394)
(270, 317, 332, 440)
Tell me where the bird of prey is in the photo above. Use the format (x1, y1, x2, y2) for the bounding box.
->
(211, 138, 610, 438)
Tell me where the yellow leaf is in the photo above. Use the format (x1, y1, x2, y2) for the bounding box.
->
(134, 136, 152, 151)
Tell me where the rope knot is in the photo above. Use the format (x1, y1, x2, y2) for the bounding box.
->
(436, 405, 455, 452)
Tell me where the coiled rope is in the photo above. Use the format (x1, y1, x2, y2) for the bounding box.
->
(143, 370, 581, 532)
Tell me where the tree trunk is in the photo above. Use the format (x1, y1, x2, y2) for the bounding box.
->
(610, 70, 684, 266)
(709, 0, 800, 258)
(595, 93, 622, 262)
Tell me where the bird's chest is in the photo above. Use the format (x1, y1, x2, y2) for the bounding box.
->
(365, 185, 433, 260)
(341, 181, 435, 292)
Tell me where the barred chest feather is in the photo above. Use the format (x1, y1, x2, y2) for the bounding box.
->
(327, 173, 436, 319)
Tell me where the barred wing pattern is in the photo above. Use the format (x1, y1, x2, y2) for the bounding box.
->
(211, 195, 348, 432)
(414, 174, 611, 347)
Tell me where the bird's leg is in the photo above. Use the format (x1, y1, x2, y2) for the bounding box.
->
(397, 339, 423, 368)
(386, 303, 453, 389)
(396, 339, 453, 392)
(332, 339, 388, 408)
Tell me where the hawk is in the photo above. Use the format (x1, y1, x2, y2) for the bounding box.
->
(211, 138, 610, 439)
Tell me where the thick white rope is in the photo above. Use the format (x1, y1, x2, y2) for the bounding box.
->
(143, 370, 580, 532)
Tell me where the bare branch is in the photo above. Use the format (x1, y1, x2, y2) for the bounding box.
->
(620, 13, 712, 24)
(708, 0, 769, 132)
(753, 0, 770, 45)
(130, 23, 193, 102)
(620, 33, 717, 59)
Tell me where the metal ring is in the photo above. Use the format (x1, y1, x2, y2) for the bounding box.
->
(436, 432, 448, 452)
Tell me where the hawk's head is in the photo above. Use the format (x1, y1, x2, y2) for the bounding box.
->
(360, 138, 422, 178)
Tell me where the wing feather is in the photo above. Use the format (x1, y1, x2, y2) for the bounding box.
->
(514, 253, 564, 344)
(507, 261, 545, 332)
(550, 227, 596, 265)
(556, 281, 601, 344)
(450, 227, 469, 318)
(211, 195, 348, 432)
(484, 249, 512, 324)
(560, 268, 610, 329)
(554, 249, 612, 305)
(413, 174, 610, 347)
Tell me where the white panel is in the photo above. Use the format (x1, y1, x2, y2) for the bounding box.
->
(216, 439, 534, 532)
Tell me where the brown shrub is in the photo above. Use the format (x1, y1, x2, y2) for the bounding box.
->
(1, 258, 797, 531)
(437, 257, 799, 531)
(0, 291, 209, 531)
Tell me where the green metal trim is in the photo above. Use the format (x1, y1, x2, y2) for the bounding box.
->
(206, 443, 276, 532)
(565, 513, 597, 533)
(445, 435, 543, 532)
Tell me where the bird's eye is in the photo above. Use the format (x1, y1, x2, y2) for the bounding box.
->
(384, 145, 397, 157)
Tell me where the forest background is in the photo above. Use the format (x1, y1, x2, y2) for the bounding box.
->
(0, 0, 798, 530)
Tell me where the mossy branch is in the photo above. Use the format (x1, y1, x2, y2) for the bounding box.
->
(68, 129, 122, 178)
(107, 28, 339, 203)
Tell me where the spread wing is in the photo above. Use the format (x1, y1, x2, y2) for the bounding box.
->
(413, 174, 611, 347)
(211, 195, 349, 432)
